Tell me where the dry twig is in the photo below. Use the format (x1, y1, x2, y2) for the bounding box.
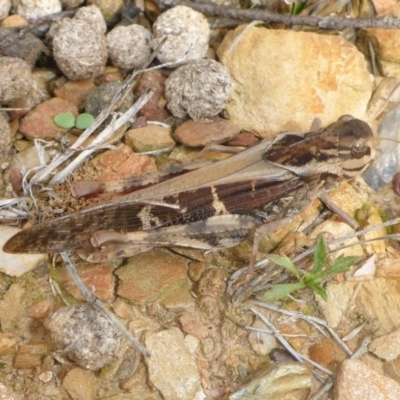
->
(156, 0, 400, 30)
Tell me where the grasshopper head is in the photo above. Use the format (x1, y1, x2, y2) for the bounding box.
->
(336, 115, 374, 179)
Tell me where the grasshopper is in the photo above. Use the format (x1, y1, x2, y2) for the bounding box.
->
(3, 115, 373, 274)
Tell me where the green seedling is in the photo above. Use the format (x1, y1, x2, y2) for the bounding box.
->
(54, 112, 94, 130)
(54, 112, 75, 129)
(75, 113, 95, 130)
(261, 236, 358, 302)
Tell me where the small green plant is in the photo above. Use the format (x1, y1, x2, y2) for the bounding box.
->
(54, 112, 94, 130)
(54, 112, 75, 129)
(261, 236, 358, 302)
(75, 113, 95, 129)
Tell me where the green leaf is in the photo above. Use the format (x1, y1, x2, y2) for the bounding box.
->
(311, 283, 328, 301)
(54, 112, 75, 129)
(260, 282, 306, 302)
(311, 236, 328, 275)
(75, 113, 94, 130)
(267, 254, 300, 278)
(292, 1, 305, 15)
(318, 255, 358, 279)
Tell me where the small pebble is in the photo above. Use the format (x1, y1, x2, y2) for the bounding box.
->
(106, 24, 152, 70)
(19, 97, 78, 141)
(136, 70, 169, 121)
(1, 14, 28, 27)
(125, 125, 174, 153)
(152, 5, 210, 64)
(63, 368, 96, 400)
(1, 32, 45, 68)
(54, 79, 96, 111)
(89, 0, 124, 25)
(15, 0, 61, 20)
(0, 57, 32, 104)
(165, 59, 232, 121)
(53, 19, 107, 80)
(38, 371, 53, 383)
(45, 304, 122, 370)
(85, 80, 133, 117)
(173, 117, 240, 147)
(392, 172, 400, 196)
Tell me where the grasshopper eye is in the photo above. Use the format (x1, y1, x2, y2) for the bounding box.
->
(351, 139, 370, 159)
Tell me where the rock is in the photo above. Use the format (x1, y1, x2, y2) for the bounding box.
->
(165, 60, 232, 121)
(114, 348, 137, 383)
(248, 320, 277, 356)
(125, 125, 174, 153)
(87, 0, 124, 25)
(0, 113, 11, 170)
(8, 144, 50, 194)
(334, 359, 400, 399)
(63, 368, 96, 400)
(0, 227, 48, 276)
(308, 220, 365, 258)
(53, 19, 107, 80)
(1, 31, 45, 68)
(145, 328, 203, 400)
(0, 0, 11, 20)
(217, 27, 373, 139)
(0, 383, 21, 400)
(19, 97, 78, 141)
(25, 298, 54, 320)
(85, 80, 133, 117)
(0, 57, 32, 104)
(137, 70, 169, 121)
(54, 262, 115, 302)
(16, 0, 61, 20)
(226, 132, 259, 147)
(369, 327, 400, 361)
(91, 144, 157, 181)
(318, 278, 400, 335)
(115, 249, 191, 306)
(0, 332, 16, 355)
(54, 79, 96, 111)
(45, 304, 122, 370)
(179, 313, 209, 339)
(173, 117, 240, 147)
(106, 25, 152, 70)
(13, 341, 49, 369)
(1, 14, 28, 28)
(229, 362, 312, 399)
(0, 283, 25, 331)
(74, 5, 107, 34)
(152, 5, 210, 64)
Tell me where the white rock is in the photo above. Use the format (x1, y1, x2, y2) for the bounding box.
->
(15, 0, 61, 20)
(248, 320, 277, 356)
(165, 59, 232, 120)
(0, 56, 32, 104)
(145, 327, 202, 400)
(106, 25, 152, 70)
(152, 5, 210, 64)
(335, 359, 400, 399)
(0, 0, 11, 21)
(369, 327, 400, 361)
(0, 226, 47, 277)
(74, 5, 107, 34)
(217, 26, 373, 139)
(53, 19, 107, 80)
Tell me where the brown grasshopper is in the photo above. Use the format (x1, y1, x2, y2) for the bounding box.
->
(3, 115, 373, 274)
